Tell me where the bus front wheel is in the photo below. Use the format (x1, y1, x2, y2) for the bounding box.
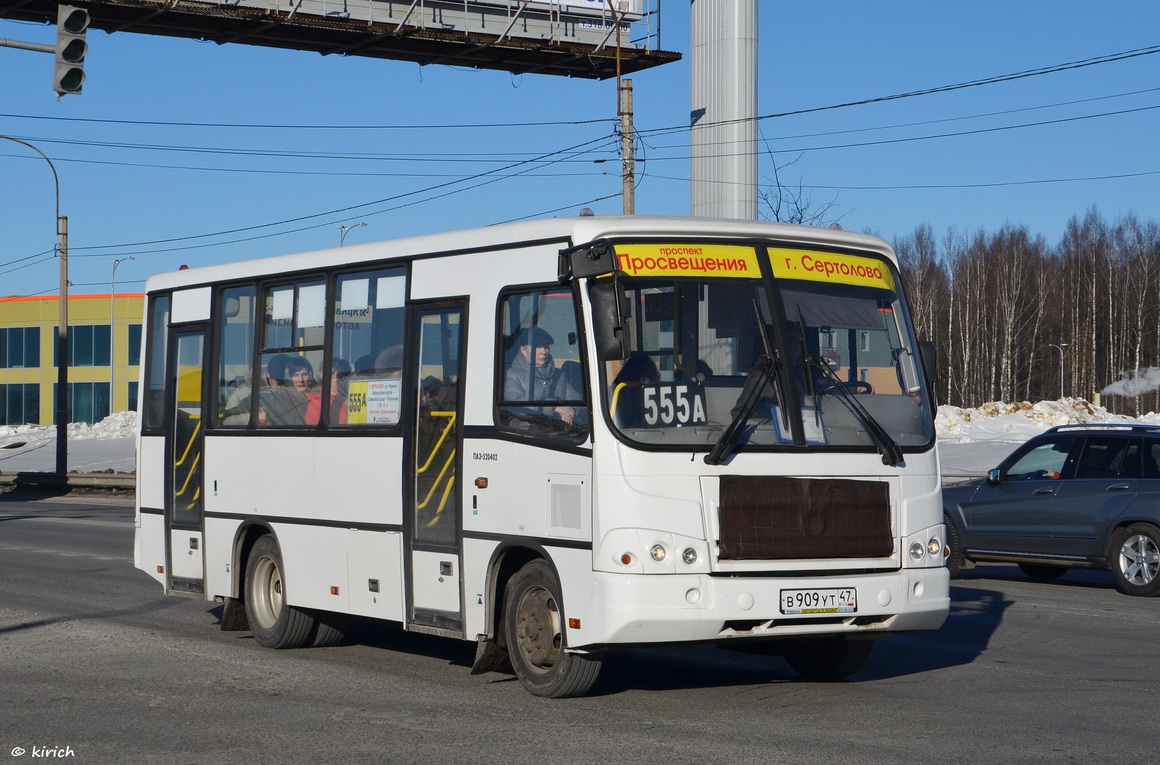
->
(503, 560, 603, 698)
(244, 535, 317, 649)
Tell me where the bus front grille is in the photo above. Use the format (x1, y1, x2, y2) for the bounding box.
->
(717, 475, 893, 561)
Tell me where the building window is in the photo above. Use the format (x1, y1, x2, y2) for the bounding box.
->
(860, 331, 871, 352)
(0, 384, 40, 426)
(53, 325, 111, 367)
(127, 323, 143, 365)
(53, 382, 111, 425)
(1, 327, 40, 369)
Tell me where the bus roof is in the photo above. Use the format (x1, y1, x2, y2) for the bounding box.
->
(144, 215, 896, 293)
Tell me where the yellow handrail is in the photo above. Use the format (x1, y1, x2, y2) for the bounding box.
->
(174, 417, 202, 468)
(416, 411, 455, 474)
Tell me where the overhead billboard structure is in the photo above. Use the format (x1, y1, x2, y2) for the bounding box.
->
(1, 0, 678, 79)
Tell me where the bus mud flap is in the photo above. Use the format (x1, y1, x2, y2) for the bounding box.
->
(219, 596, 251, 632)
(470, 636, 510, 675)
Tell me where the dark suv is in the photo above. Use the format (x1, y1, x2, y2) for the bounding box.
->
(942, 424, 1160, 596)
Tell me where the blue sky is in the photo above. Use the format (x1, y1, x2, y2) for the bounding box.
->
(1, 1, 1158, 298)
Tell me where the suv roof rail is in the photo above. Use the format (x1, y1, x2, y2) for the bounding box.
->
(1044, 423, 1160, 434)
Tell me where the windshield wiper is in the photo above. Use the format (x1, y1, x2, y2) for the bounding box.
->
(704, 353, 777, 466)
(807, 355, 903, 466)
(705, 300, 780, 466)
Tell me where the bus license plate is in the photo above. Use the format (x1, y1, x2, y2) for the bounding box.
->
(780, 588, 857, 615)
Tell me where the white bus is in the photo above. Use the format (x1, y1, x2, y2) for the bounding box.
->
(134, 215, 949, 697)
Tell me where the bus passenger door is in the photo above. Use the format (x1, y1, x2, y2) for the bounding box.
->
(165, 328, 206, 595)
(407, 302, 466, 633)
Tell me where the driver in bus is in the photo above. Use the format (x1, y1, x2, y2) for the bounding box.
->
(504, 327, 582, 425)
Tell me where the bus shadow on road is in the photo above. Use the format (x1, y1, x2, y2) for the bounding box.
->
(207, 587, 1012, 695)
(857, 585, 1012, 681)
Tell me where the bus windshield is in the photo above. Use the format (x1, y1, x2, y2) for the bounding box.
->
(589, 243, 935, 454)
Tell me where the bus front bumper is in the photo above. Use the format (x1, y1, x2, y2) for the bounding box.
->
(581, 567, 949, 646)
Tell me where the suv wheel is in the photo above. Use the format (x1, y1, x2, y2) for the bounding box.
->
(1110, 523, 1160, 597)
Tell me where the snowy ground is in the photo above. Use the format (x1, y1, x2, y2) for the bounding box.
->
(0, 399, 1156, 477)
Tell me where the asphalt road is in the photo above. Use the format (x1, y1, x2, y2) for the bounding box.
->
(2, 493, 1159, 764)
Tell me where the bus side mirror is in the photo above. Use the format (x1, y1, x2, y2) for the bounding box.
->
(560, 239, 616, 281)
(589, 284, 630, 360)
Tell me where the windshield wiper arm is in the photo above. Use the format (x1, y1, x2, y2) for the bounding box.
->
(809, 356, 904, 466)
(704, 354, 777, 466)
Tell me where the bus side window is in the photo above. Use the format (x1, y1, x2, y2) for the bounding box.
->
(141, 295, 170, 433)
(496, 287, 588, 438)
(215, 286, 256, 428)
(256, 280, 325, 429)
(333, 270, 407, 427)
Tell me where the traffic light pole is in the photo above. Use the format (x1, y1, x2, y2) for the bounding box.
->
(0, 38, 55, 54)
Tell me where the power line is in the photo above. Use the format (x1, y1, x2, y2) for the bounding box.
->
(638, 43, 1160, 140)
(0, 112, 617, 131)
(644, 168, 1160, 191)
(71, 132, 620, 254)
(638, 102, 1160, 163)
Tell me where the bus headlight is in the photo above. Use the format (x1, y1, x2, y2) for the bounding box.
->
(682, 547, 698, 565)
(909, 542, 926, 560)
(927, 537, 942, 556)
(650, 544, 667, 562)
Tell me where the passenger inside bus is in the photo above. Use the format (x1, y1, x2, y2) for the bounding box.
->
(610, 352, 659, 428)
(329, 358, 352, 424)
(285, 356, 322, 425)
(372, 345, 404, 377)
(260, 353, 308, 426)
(504, 327, 582, 425)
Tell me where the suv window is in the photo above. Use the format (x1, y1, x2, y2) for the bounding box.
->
(1005, 437, 1077, 480)
(1076, 436, 1140, 480)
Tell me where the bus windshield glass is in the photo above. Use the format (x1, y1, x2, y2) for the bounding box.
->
(589, 242, 934, 452)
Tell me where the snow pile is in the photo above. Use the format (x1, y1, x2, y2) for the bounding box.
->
(0, 410, 137, 443)
(935, 398, 1156, 441)
(936, 398, 1160, 475)
(0, 412, 138, 475)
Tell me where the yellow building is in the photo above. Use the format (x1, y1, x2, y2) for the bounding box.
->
(0, 293, 144, 426)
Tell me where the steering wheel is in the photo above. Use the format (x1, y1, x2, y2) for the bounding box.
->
(818, 380, 874, 395)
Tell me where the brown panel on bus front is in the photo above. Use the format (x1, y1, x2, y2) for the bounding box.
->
(718, 476, 892, 560)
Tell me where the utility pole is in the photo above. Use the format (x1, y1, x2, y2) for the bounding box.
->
(58, 217, 69, 474)
(619, 78, 635, 214)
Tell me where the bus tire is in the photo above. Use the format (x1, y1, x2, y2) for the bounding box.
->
(944, 514, 964, 579)
(310, 612, 351, 648)
(782, 635, 873, 680)
(244, 535, 317, 649)
(504, 559, 602, 698)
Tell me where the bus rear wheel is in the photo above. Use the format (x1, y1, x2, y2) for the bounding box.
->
(781, 635, 873, 680)
(244, 535, 318, 649)
(504, 560, 602, 698)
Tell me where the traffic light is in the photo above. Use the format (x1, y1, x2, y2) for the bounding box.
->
(53, 5, 89, 96)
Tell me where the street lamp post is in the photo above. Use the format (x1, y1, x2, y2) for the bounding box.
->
(1, 134, 69, 476)
(109, 257, 134, 417)
(1048, 343, 1069, 399)
(338, 222, 367, 246)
